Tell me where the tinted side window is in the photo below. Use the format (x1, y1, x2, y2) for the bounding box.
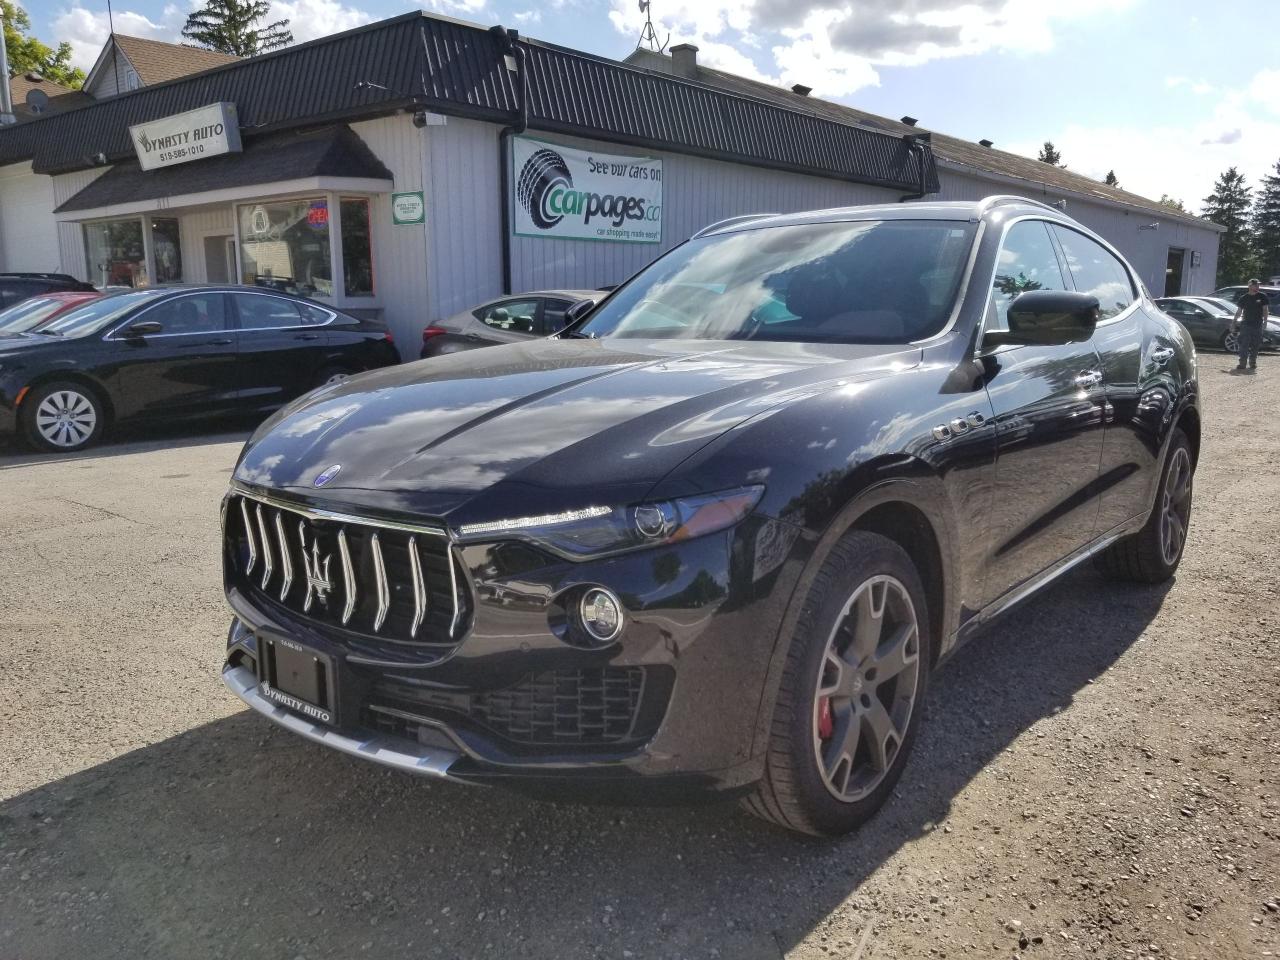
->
(298, 303, 332, 325)
(142, 294, 227, 335)
(234, 294, 303, 329)
(479, 299, 539, 334)
(542, 299, 574, 334)
(1053, 228, 1135, 320)
(989, 221, 1068, 332)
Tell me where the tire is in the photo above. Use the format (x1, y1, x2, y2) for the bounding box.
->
(1093, 428, 1193, 583)
(20, 381, 106, 453)
(313, 365, 353, 389)
(744, 530, 933, 837)
(516, 148, 573, 230)
(1221, 328, 1239, 353)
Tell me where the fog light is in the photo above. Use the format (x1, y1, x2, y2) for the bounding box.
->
(580, 587, 624, 643)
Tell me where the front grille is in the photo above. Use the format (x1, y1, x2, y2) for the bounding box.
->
(225, 490, 468, 647)
(368, 667, 656, 747)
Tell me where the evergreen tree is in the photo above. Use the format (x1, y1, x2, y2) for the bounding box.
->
(1104, 170, 1120, 187)
(1201, 167, 1256, 286)
(1037, 141, 1062, 166)
(182, 0, 292, 57)
(1, 0, 85, 87)
(1158, 194, 1187, 213)
(1252, 158, 1280, 281)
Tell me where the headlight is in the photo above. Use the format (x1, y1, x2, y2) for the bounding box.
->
(457, 485, 765, 559)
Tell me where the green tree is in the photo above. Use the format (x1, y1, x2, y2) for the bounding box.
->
(1037, 141, 1062, 166)
(182, 0, 292, 57)
(1104, 169, 1120, 187)
(1252, 158, 1280, 281)
(1202, 166, 1256, 286)
(1, 0, 86, 87)
(1158, 194, 1187, 213)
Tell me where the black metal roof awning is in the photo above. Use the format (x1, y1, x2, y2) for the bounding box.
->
(55, 124, 392, 214)
(4, 12, 937, 195)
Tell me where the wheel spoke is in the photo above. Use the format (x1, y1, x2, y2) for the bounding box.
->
(849, 581, 887, 662)
(818, 649, 843, 697)
(871, 623, 918, 682)
(861, 698, 899, 772)
(821, 706, 859, 791)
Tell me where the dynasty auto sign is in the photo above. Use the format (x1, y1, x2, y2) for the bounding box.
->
(513, 136, 662, 243)
(130, 102, 242, 172)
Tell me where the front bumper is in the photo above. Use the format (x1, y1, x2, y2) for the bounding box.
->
(221, 504, 809, 795)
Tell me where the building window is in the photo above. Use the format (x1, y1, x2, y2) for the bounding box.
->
(236, 198, 334, 298)
(125, 68, 140, 91)
(151, 218, 183, 284)
(340, 197, 374, 297)
(85, 218, 147, 288)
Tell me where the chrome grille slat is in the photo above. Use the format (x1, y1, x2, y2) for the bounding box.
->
(408, 536, 426, 638)
(228, 492, 466, 646)
(337, 529, 356, 625)
(240, 500, 258, 575)
(370, 532, 390, 633)
(255, 504, 274, 590)
(274, 512, 293, 601)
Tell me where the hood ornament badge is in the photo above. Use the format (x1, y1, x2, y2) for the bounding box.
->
(314, 464, 342, 487)
(299, 524, 333, 610)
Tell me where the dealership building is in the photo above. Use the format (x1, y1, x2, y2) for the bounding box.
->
(0, 12, 1223, 353)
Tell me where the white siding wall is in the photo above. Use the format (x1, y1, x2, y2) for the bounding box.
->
(84, 47, 137, 99)
(179, 208, 235, 283)
(52, 169, 109, 282)
(935, 167, 1222, 295)
(350, 116, 431, 350)
(0, 163, 61, 273)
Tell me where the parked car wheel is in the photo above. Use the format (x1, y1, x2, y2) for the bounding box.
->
(744, 530, 932, 836)
(1221, 329, 1239, 353)
(1094, 429, 1193, 583)
(21, 381, 105, 453)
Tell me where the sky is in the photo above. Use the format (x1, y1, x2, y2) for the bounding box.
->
(23, 0, 1280, 209)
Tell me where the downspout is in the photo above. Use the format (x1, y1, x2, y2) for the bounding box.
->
(899, 132, 932, 202)
(491, 25, 527, 295)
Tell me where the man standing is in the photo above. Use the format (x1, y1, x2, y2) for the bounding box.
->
(1232, 279, 1270, 372)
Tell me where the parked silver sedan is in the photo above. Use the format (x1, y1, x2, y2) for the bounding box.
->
(1154, 296, 1279, 353)
(419, 289, 605, 358)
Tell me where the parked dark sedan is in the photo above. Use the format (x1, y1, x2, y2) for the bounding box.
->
(221, 198, 1199, 836)
(0, 286, 398, 453)
(420, 289, 605, 358)
(1155, 295, 1280, 352)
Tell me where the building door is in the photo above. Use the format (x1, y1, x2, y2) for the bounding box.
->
(1164, 247, 1186, 296)
(204, 235, 235, 283)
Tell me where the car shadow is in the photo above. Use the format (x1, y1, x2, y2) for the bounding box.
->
(0, 566, 1170, 960)
(0, 414, 260, 469)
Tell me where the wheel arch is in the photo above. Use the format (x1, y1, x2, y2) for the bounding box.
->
(18, 370, 116, 427)
(1176, 403, 1201, 468)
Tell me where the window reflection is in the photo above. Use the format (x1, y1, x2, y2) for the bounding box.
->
(237, 199, 334, 298)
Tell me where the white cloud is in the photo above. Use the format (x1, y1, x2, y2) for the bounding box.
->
(52, 5, 183, 71)
(513, 10, 541, 24)
(268, 0, 372, 43)
(417, 0, 487, 16)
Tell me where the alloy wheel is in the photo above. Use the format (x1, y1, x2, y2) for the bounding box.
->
(1223, 330, 1239, 353)
(812, 574, 921, 803)
(1159, 446, 1192, 567)
(34, 389, 97, 449)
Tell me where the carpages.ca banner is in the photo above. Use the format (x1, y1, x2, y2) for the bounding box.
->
(513, 136, 662, 244)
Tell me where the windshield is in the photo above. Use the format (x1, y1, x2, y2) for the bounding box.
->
(0, 297, 71, 333)
(579, 219, 977, 344)
(1187, 298, 1233, 316)
(39, 290, 169, 338)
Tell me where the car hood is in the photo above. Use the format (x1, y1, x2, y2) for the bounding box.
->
(234, 337, 921, 518)
(0, 331, 61, 355)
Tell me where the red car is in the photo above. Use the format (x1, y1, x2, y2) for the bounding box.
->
(0, 291, 102, 335)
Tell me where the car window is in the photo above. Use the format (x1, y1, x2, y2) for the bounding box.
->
(139, 294, 227, 335)
(43, 290, 170, 338)
(1052, 227, 1135, 320)
(988, 220, 1068, 333)
(298, 303, 332, 325)
(542, 299, 575, 334)
(478, 299, 539, 334)
(234, 293, 303, 329)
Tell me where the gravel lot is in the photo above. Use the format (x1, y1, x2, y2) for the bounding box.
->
(1, 359, 1276, 960)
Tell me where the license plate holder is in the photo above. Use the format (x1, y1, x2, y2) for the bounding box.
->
(259, 637, 338, 726)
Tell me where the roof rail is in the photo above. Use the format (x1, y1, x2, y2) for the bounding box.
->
(692, 213, 778, 238)
(979, 195, 1065, 216)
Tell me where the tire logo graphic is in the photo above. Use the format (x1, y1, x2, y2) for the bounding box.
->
(517, 148, 572, 229)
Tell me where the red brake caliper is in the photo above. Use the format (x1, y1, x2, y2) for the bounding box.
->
(817, 696, 834, 739)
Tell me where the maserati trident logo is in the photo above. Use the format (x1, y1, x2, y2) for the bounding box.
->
(314, 464, 342, 487)
(300, 531, 333, 611)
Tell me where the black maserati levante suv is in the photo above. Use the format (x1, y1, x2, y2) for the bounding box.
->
(0, 286, 398, 452)
(221, 198, 1199, 836)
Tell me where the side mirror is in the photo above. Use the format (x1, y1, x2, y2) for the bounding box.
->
(125, 320, 163, 337)
(985, 291, 1099, 347)
(563, 298, 596, 325)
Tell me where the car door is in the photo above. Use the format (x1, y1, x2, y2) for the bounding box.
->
(978, 219, 1107, 604)
(463, 297, 543, 346)
(1053, 225, 1159, 535)
(109, 291, 239, 419)
(231, 291, 333, 407)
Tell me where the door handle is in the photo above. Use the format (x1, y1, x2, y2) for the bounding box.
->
(293, 333, 321, 341)
(208, 338, 234, 345)
(1074, 370, 1103, 389)
(1149, 346, 1175, 365)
